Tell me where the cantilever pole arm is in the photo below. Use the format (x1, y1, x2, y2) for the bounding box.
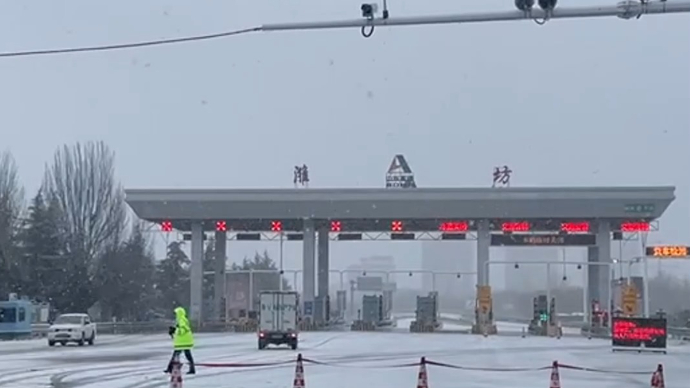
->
(260, 1, 690, 32)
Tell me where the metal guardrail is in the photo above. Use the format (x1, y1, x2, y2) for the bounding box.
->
(31, 320, 259, 337)
(496, 317, 690, 340)
(31, 323, 51, 337)
(31, 319, 690, 339)
(668, 327, 690, 339)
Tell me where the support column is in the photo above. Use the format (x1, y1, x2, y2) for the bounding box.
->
(190, 222, 204, 324)
(214, 231, 227, 322)
(317, 227, 330, 324)
(476, 219, 491, 286)
(317, 227, 330, 298)
(302, 219, 316, 319)
(596, 221, 612, 313)
(587, 246, 599, 318)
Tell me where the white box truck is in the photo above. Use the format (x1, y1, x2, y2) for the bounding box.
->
(258, 291, 299, 350)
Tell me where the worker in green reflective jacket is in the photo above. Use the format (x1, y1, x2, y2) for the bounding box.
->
(164, 306, 196, 375)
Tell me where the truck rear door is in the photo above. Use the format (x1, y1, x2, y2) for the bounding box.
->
(281, 293, 297, 332)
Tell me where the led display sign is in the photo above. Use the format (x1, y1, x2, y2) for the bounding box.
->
(620, 221, 650, 233)
(491, 234, 596, 246)
(439, 221, 469, 232)
(611, 317, 667, 350)
(560, 222, 589, 233)
(502, 221, 530, 232)
(645, 245, 689, 258)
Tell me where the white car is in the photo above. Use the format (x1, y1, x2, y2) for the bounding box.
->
(48, 313, 96, 347)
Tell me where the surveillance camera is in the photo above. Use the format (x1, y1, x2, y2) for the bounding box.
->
(538, 0, 557, 10)
(577, 264, 582, 270)
(361, 3, 378, 19)
(515, 0, 535, 11)
(514, 263, 520, 269)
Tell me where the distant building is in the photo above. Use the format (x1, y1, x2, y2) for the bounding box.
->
(421, 241, 474, 297)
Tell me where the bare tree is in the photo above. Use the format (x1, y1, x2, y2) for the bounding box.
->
(43, 141, 127, 268)
(0, 151, 24, 265)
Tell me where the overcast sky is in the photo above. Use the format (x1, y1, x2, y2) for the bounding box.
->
(1, 0, 688, 285)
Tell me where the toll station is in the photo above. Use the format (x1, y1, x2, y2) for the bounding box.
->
(124, 186, 675, 329)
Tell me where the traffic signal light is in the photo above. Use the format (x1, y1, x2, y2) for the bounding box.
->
(538, 0, 557, 10)
(301, 164, 309, 183)
(515, 0, 535, 11)
(540, 313, 549, 322)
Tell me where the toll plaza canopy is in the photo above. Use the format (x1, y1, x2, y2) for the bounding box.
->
(125, 186, 674, 230)
(124, 186, 675, 324)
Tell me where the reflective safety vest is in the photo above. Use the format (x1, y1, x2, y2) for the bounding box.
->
(173, 307, 194, 350)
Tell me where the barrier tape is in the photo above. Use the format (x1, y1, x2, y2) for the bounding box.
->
(556, 362, 654, 375)
(196, 356, 655, 375)
(425, 359, 550, 372)
(302, 357, 420, 369)
(196, 360, 294, 368)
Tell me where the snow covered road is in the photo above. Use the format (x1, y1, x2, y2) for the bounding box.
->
(1, 331, 688, 388)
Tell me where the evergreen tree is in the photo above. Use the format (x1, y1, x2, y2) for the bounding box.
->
(155, 241, 190, 316)
(97, 224, 156, 321)
(20, 189, 65, 302)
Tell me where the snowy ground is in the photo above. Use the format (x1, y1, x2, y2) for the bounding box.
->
(1, 330, 688, 388)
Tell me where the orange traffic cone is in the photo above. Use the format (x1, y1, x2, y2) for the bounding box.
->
(417, 357, 429, 388)
(169, 356, 183, 388)
(549, 361, 560, 388)
(651, 364, 664, 388)
(293, 353, 305, 388)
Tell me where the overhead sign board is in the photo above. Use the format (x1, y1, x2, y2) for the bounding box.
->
(491, 234, 596, 246)
(612, 317, 667, 351)
(645, 245, 689, 258)
(356, 276, 384, 292)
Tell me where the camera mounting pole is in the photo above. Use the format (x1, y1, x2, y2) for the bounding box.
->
(261, 1, 690, 36)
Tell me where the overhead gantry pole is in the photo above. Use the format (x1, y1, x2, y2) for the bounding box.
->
(261, 1, 690, 36)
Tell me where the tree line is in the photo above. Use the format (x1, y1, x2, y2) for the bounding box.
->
(0, 141, 284, 321)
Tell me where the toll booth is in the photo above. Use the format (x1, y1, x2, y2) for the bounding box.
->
(527, 295, 561, 337)
(410, 292, 441, 332)
(581, 299, 611, 338)
(472, 285, 497, 335)
(351, 294, 381, 331)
